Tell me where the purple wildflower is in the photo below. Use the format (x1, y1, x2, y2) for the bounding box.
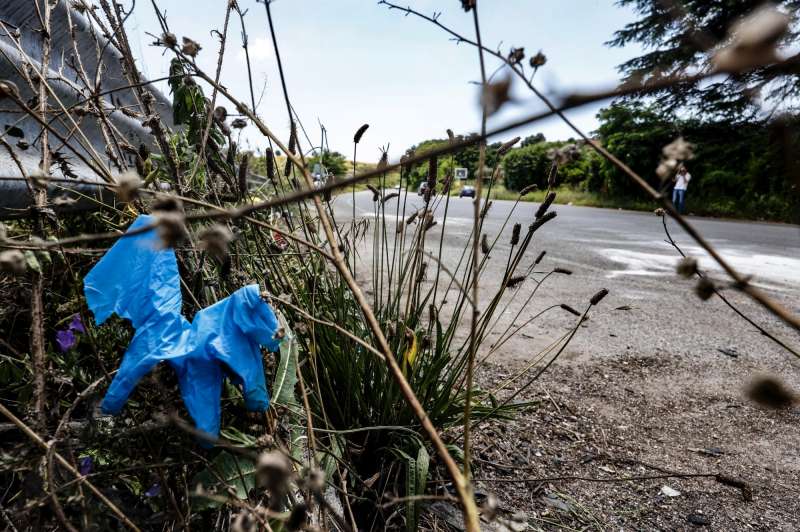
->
(55, 329, 77, 352)
(144, 483, 161, 497)
(68, 314, 86, 333)
(78, 456, 93, 476)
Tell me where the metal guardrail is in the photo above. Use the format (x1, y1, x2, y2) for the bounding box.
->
(0, 0, 172, 218)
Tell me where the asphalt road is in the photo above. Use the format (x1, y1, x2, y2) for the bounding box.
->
(333, 190, 800, 366)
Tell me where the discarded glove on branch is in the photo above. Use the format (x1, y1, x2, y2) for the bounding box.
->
(84, 214, 283, 442)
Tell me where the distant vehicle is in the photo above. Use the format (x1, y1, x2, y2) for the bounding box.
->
(418, 182, 430, 196)
(459, 185, 476, 198)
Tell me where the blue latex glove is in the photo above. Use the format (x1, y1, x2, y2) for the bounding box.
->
(84, 214, 282, 440)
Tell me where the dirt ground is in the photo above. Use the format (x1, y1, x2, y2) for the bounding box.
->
(463, 349, 800, 531)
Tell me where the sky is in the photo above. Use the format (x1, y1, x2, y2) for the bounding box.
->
(125, 0, 643, 161)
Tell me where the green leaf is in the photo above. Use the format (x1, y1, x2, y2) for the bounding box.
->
(272, 311, 299, 409)
(191, 451, 256, 511)
(23, 250, 41, 273)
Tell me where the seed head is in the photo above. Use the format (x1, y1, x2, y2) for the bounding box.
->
(256, 451, 291, 491)
(510, 223, 521, 245)
(446, 128, 455, 143)
(534, 250, 547, 264)
(377, 151, 389, 170)
(712, 5, 789, 72)
(530, 51, 547, 69)
(498, 136, 521, 156)
(213, 107, 227, 125)
(480, 76, 513, 116)
(115, 170, 142, 203)
(508, 47, 525, 65)
(265, 148, 276, 183)
(199, 224, 235, 262)
(590, 288, 609, 306)
(460, 0, 475, 12)
(535, 192, 557, 219)
(382, 192, 400, 204)
(353, 123, 369, 144)
(481, 233, 489, 254)
(662, 137, 694, 162)
(160, 32, 177, 48)
(654, 207, 666, 217)
(746, 376, 796, 409)
(0, 249, 26, 274)
(181, 37, 202, 57)
(506, 275, 525, 288)
(695, 277, 715, 300)
(519, 183, 537, 196)
(554, 267, 572, 275)
(676, 257, 698, 278)
(231, 118, 247, 129)
(153, 210, 187, 249)
(560, 304, 581, 316)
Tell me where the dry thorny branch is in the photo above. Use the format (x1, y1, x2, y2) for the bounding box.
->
(0, 1, 798, 530)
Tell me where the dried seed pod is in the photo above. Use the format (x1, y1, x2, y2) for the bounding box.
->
(589, 288, 609, 306)
(154, 211, 187, 249)
(560, 303, 581, 316)
(256, 451, 291, 491)
(746, 376, 796, 409)
(519, 183, 537, 196)
(535, 192, 557, 219)
(481, 233, 489, 254)
(553, 267, 572, 275)
(181, 37, 202, 57)
(283, 157, 293, 178)
(506, 275, 525, 288)
(480, 75, 513, 116)
(530, 51, 547, 68)
(115, 171, 142, 203)
(695, 277, 715, 300)
(152, 196, 184, 213)
(534, 250, 547, 264)
(304, 466, 325, 493)
(160, 32, 177, 48)
(199, 224, 235, 262)
(508, 47, 525, 65)
(0, 249, 26, 274)
(353, 123, 369, 144)
(406, 209, 420, 225)
(654, 207, 666, 217)
(231, 118, 247, 129)
(460, 0, 475, 12)
(510, 223, 521, 245)
(662, 137, 694, 162)
(676, 257, 698, 278)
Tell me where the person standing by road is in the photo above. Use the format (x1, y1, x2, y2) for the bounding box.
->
(672, 165, 691, 214)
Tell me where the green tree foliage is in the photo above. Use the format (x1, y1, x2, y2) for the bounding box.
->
(403, 137, 503, 186)
(503, 139, 600, 192)
(595, 102, 800, 221)
(609, 0, 800, 117)
(306, 149, 348, 177)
